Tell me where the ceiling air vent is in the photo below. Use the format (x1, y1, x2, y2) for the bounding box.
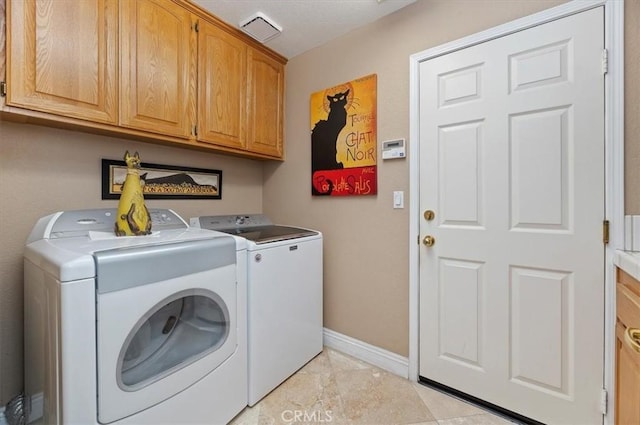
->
(239, 12, 282, 43)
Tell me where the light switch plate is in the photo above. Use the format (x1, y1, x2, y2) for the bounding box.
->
(393, 191, 404, 209)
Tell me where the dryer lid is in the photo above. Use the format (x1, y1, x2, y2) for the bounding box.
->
(192, 214, 318, 244)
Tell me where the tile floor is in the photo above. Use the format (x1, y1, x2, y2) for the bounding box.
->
(230, 348, 519, 425)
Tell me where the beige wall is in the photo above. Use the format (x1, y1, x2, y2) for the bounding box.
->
(626, 0, 640, 213)
(0, 120, 264, 404)
(264, 0, 571, 357)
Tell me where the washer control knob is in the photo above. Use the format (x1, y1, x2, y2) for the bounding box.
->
(255, 253, 262, 262)
(236, 215, 246, 225)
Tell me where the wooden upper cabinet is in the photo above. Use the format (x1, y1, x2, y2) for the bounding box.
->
(197, 20, 247, 150)
(120, 0, 196, 138)
(4, 0, 286, 159)
(246, 48, 284, 158)
(7, 0, 118, 123)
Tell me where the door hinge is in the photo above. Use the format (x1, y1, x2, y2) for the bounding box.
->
(600, 388, 608, 415)
(417, 234, 420, 245)
(603, 220, 610, 245)
(0, 81, 6, 97)
(602, 49, 609, 75)
(193, 125, 198, 137)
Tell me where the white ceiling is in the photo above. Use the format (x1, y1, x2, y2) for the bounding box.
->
(192, 0, 417, 59)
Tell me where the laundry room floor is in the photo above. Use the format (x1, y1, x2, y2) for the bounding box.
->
(229, 348, 519, 425)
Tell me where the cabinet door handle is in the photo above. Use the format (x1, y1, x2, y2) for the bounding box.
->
(624, 327, 640, 354)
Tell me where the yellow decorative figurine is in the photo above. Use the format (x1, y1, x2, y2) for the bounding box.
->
(115, 151, 152, 236)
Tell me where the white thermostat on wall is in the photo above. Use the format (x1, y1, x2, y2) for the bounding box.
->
(382, 138, 406, 160)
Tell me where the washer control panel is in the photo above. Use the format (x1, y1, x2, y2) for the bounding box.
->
(191, 214, 272, 230)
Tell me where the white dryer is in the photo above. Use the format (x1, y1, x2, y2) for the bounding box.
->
(24, 209, 247, 425)
(191, 214, 323, 406)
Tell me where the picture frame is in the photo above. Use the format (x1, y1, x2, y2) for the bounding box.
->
(310, 73, 377, 197)
(101, 159, 222, 200)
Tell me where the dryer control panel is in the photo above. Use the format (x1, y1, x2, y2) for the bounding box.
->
(41, 209, 187, 239)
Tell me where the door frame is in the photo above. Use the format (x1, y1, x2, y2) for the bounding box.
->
(408, 0, 624, 422)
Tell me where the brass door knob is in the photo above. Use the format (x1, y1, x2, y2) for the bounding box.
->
(423, 210, 435, 221)
(423, 235, 435, 247)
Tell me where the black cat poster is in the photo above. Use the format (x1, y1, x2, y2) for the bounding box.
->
(310, 74, 377, 196)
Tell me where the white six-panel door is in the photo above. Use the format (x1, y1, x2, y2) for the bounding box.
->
(418, 7, 604, 424)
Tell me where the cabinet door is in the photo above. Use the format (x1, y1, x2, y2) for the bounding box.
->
(120, 0, 195, 138)
(616, 322, 640, 425)
(197, 21, 247, 150)
(246, 48, 284, 158)
(7, 0, 117, 123)
(616, 271, 640, 424)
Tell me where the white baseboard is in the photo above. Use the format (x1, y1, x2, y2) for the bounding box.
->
(323, 327, 409, 379)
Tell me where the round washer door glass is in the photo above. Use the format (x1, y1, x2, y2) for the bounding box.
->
(118, 289, 230, 390)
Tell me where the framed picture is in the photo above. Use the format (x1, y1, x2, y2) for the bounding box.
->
(102, 159, 222, 200)
(310, 73, 377, 197)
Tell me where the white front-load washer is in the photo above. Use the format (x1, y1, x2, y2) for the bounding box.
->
(191, 214, 323, 406)
(24, 208, 247, 425)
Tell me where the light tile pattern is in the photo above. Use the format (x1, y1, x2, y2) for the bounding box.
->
(230, 348, 519, 425)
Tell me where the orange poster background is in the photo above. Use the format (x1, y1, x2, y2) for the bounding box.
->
(310, 74, 377, 196)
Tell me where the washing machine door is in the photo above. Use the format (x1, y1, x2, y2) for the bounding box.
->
(95, 238, 238, 424)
